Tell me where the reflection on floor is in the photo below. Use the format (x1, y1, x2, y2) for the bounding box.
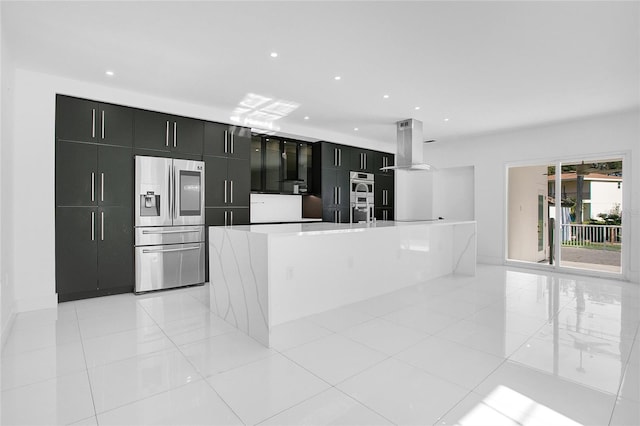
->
(1, 265, 639, 425)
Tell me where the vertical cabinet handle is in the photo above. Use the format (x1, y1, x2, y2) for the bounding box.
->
(224, 211, 228, 226)
(173, 122, 177, 148)
(101, 211, 104, 241)
(339, 149, 342, 166)
(224, 179, 228, 203)
(101, 173, 105, 202)
(91, 109, 96, 138)
(165, 121, 170, 147)
(334, 148, 338, 167)
(230, 180, 234, 204)
(364, 153, 367, 169)
(224, 131, 228, 153)
(91, 172, 95, 202)
(91, 211, 95, 241)
(338, 187, 341, 204)
(231, 132, 234, 154)
(230, 210, 234, 226)
(101, 110, 105, 139)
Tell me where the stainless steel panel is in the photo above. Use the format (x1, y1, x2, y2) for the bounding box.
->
(135, 225, 204, 246)
(173, 158, 205, 226)
(135, 242, 205, 293)
(135, 156, 172, 227)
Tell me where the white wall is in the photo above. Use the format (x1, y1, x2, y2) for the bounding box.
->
(3, 67, 394, 313)
(1, 5, 17, 343)
(395, 170, 434, 221)
(432, 166, 475, 221)
(589, 180, 622, 219)
(423, 110, 639, 282)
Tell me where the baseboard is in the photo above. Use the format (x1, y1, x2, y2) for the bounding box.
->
(14, 293, 58, 313)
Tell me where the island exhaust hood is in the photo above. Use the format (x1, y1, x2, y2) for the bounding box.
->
(380, 118, 434, 171)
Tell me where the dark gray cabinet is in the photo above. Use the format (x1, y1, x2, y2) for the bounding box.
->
(319, 142, 350, 170)
(204, 122, 251, 160)
(320, 169, 349, 208)
(134, 110, 204, 155)
(56, 95, 133, 147)
(375, 208, 394, 221)
(204, 155, 250, 225)
(373, 151, 394, 174)
(375, 174, 394, 209)
(96, 206, 133, 291)
(349, 148, 374, 173)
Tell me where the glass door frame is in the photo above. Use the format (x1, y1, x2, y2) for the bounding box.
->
(504, 150, 629, 281)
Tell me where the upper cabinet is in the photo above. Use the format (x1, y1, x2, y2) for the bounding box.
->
(56, 95, 133, 147)
(373, 151, 395, 175)
(204, 122, 251, 160)
(349, 148, 374, 173)
(319, 142, 350, 171)
(133, 109, 204, 155)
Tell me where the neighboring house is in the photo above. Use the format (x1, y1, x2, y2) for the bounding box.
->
(548, 173, 622, 221)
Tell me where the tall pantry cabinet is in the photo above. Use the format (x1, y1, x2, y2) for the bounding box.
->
(55, 95, 134, 302)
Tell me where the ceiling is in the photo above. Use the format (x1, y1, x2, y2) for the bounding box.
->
(2, 1, 638, 148)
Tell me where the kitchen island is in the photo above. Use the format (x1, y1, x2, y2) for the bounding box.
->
(208, 220, 476, 346)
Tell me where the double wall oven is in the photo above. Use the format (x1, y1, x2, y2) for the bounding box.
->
(134, 156, 205, 293)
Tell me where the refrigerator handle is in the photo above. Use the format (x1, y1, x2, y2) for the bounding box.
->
(224, 179, 228, 203)
(173, 165, 178, 219)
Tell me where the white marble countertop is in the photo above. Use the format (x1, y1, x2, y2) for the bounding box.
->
(220, 219, 476, 236)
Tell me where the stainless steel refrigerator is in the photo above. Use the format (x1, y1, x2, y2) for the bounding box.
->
(134, 155, 205, 293)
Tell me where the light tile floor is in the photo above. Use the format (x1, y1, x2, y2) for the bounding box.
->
(1, 265, 639, 425)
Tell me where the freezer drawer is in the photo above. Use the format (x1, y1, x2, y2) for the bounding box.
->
(135, 242, 205, 293)
(135, 225, 204, 246)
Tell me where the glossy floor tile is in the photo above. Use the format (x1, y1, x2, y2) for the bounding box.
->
(1, 265, 638, 425)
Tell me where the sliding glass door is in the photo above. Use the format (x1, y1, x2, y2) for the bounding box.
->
(507, 157, 624, 275)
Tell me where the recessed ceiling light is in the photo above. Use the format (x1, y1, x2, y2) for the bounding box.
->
(105, 70, 114, 77)
(354, 127, 359, 131)
(444, 118, 450, 122)
(270, 52, 278, 58)
(334, 76, 341, 81)
(383, 95, 389, 99)
(304, 116, 309, 120)
(414, 106, 421, 110)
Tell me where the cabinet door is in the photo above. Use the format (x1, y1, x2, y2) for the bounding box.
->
(321, 170, 337, 207)
(56, 207, 98, 297)
(375, 174, 394, 208)
(320, 143, 342, 169)
(336, 170, 350, 207)
(205, 207, 226, 226)
(98, 145, 133, 207)
(172, 116, 204, 155)
(373, 151, 395, 174)
(228, 208, 250, 226)
(56, 141, 97, 206)
(99, 104, 134, 147)
(229, 127, 251, 160)
(134, 109, 172, 152)
(97, 206, 133, 291)
(203, 122, 228, 157)
(375, 208, 394, 221)
(227, 158, 250, 207)
(204, 156, 228, 207)
(56, 95, 99, 143)
(350, 148, 374, 172)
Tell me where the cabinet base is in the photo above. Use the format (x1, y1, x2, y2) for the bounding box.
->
(58, 285, 133, 303)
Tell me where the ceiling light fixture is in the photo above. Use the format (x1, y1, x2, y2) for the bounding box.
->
(304, 116, 309, 120)
(444, 118, 450, 122)
(334, 76, 341, 81)
(383, 95, 389, 99)
(354, 127, 359, 131)
(105, 70, 114, 77)
(414, 106, 420, 110)
(270, 52, 278, 58)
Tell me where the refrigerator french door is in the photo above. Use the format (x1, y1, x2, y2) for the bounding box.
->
(134, 156, 205, 293)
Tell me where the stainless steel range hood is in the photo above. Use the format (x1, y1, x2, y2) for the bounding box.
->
(380, 118, 433, 171)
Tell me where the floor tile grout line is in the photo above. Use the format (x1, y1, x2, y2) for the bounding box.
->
(74, 303, 100, 426)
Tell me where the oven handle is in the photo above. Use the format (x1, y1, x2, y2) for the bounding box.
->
(142, 246, 200, 254)
(142, 229, 201, 234)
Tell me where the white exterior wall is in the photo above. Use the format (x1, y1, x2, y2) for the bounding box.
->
(588, 180, 622, 219)
(422, 109, 639, 282)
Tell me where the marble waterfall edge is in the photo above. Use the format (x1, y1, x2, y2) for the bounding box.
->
(209, 227, 269, 346)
